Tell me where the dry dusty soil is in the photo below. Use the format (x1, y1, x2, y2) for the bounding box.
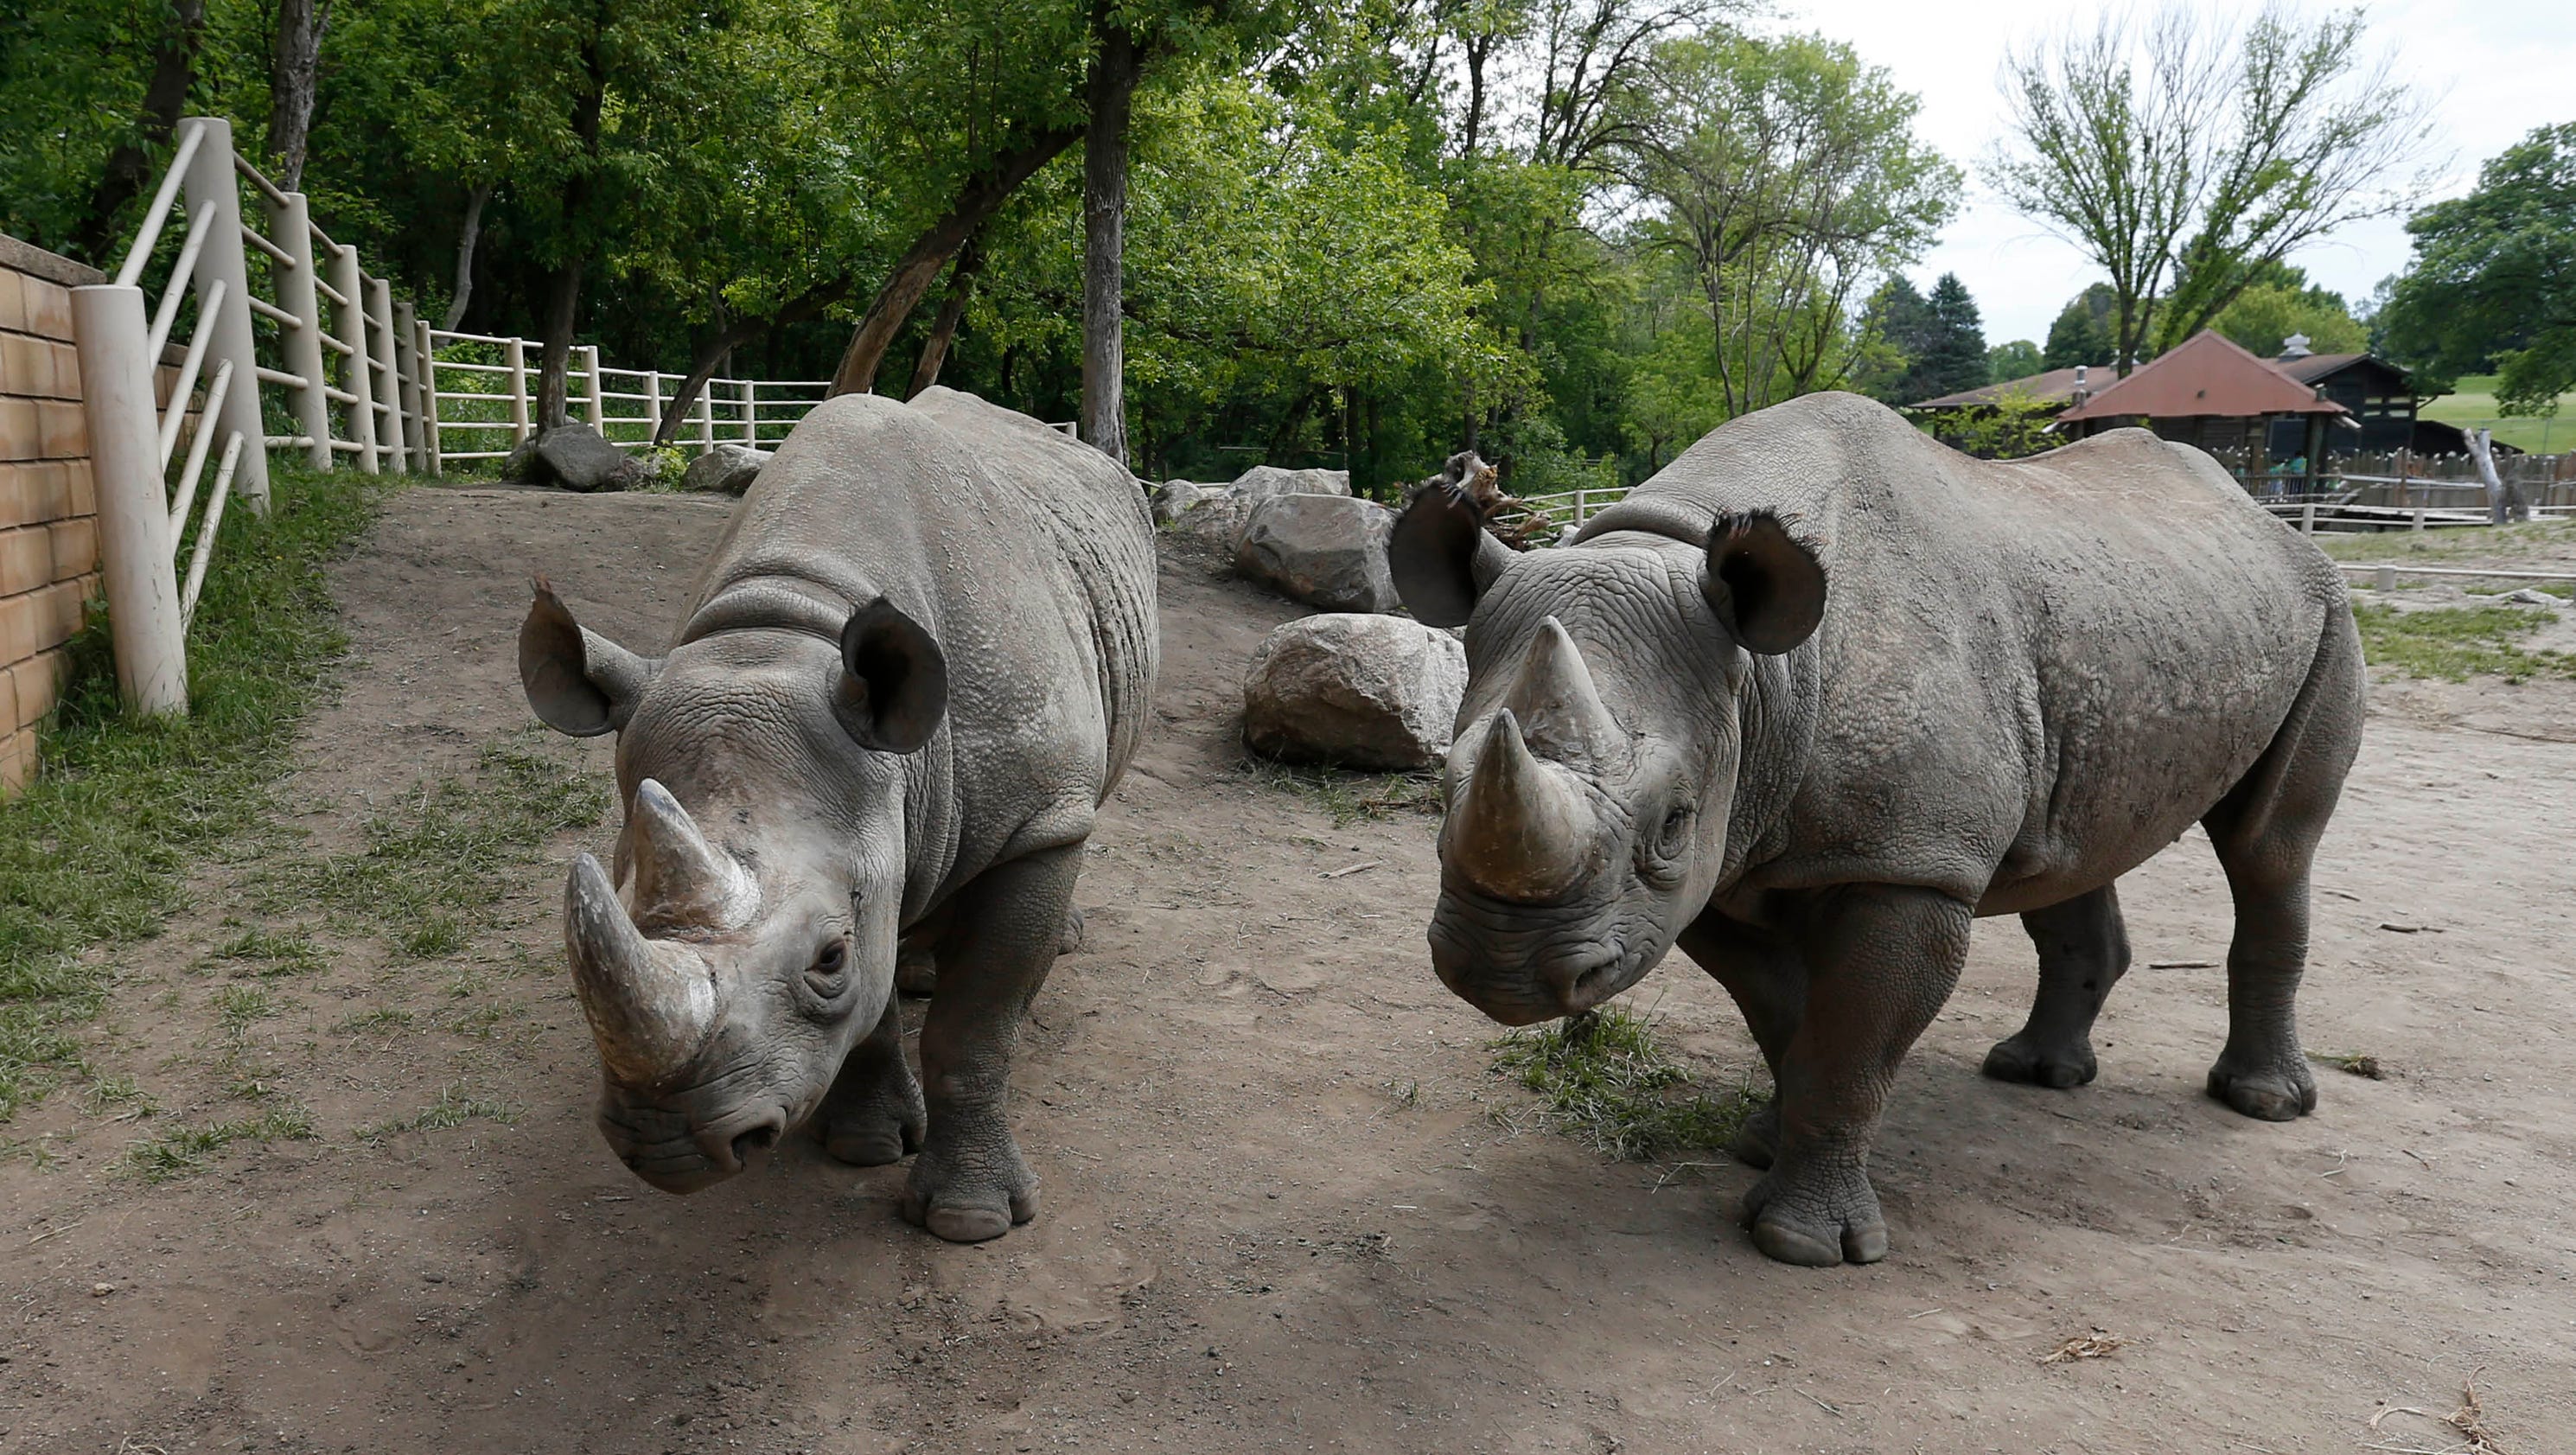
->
(6, 486, 2576, 1454)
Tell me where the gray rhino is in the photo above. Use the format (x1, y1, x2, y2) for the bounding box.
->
(1390, 392, 2362, 1267)
(517, 387, 1157, 1242)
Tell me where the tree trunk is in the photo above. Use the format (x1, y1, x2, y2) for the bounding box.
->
(1081, 22, 1143, 467)
(654, 276, 856, 447)
(443, 183, 491, 330)
(2466, 427, 2522, 524)
(535, 256, 584, 430)
(73, 0, 207, 262)
(269, 0, 332, 188)
(905, 237, 985, 400)
(830, 127, 1083, 397)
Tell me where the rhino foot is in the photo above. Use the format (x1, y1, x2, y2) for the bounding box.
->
(1727, 1101, 1780, 1170)
(1981, 1031, 2099, 1089)
(1740, 1152, 1887, 1267)
(2206, 1052, 2317, 1121)
(902, 1128, 1038, 1243)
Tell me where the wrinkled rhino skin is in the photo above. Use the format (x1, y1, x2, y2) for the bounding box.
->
(1392, 391, 2362, 1268)
(518, 386, 1157, 1243)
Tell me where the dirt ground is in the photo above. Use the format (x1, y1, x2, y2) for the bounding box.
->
(7, 485, 2576, 1454)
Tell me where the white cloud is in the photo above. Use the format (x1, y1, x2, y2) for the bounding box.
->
(1773, 0, 2576, 346)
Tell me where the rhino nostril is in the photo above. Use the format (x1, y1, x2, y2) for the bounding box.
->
(731, 1122, 781, 1167)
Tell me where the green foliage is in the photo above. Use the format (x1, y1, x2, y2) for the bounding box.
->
(2042, 284, 2119, 371)
(2349, 599, 2576, 682)
(1933, 386, 2064, 460)
(2379, 123, 2576, 415)
(1488, 1007, 1767, 1163)
(358, 1080, 520, 1139)
(0, 468, 380, 1120)
(124, 1105, 317, 1182)
(1986, 338, 2043, 385)
(2210, 262, 2368, 358)
(1242, 757, 1442, 826)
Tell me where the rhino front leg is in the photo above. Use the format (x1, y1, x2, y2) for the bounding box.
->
(901, 843, 1081, 1243)
(1676, 910, 1807, 1171)
(819, 996, 925, 1166)
(1744, 884, 1970, 1267)
(1984, 883, 2131, 1089)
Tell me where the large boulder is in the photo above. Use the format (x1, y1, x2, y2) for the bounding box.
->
(1152, 478, 1216, 526)
(1235, 494, 1400, 613)
(1165, 489, 1259, 558)
(534, 423, 636, 493)
(1230, 464, 1350, 500)
(682, 443, 771, 495)
(1242, 614, 1467, 770)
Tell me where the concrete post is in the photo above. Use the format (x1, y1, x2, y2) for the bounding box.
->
(326, 243, 378, 474)
(695, 379, 715, 455)
(2375, 565, 2397, 592)
(505, 336, 531, 446)
(644, 370, 663, 440)
(2299, 502, 2317, 535)
(742, 379, 758, 445)
(178, 117, 271, 512)
(71, 285, 188, 716)
(392, 299, 424, 473)
(581, 345, 606, 431)
(366, 276, 402, 472)
(265, 191, 333, 469)
(415, 318, 443, 476)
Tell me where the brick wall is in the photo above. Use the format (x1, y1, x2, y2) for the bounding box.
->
(0, 234, 105, 796)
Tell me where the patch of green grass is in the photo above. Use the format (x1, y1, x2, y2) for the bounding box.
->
(1488, 1007, 1768, 1163)
(214, 984, 276, 1032)
(334, 1007, 413, 1037)
(1244, 757, 1444, 827)
(0, 467, 384, 1119)
(358, 1080, 520, 1139)
(2350, 600, 2576, 682)
(2319, 518, 2576, 565)
(2418, 375, 2566, 455)
(81, 1075, 153, 1116)
(124, 1105, 316, 1182)
(252, 739, 602, 954)
(203, 925, 328, 978)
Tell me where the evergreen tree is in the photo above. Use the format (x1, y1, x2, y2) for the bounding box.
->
(1910, 271, 1987, 399)
(1852, 274, 1932, 402)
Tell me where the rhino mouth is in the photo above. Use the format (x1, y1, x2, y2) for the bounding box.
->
(1427, 905, 1649, 1024)
(598, 1095, 792, 1194)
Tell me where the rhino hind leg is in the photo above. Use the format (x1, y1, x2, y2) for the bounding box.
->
(2197, 609, 2364, 1122)
(1676, 910, 1808, 1171)
(901, 843, 1083, 1243)
(819, 997, 926, 1166)
(1984, 884, 2131, 1090)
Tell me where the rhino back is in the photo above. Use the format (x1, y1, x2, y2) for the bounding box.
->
(1584, 392, 2346, 909)
(685, 391, 1157, 877)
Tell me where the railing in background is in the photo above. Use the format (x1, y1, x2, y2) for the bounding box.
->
(1515, 485, 1629, 538)
(70, 115, 838, 717)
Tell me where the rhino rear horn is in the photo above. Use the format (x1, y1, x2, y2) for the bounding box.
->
(1702, 513, 1825, 655)
(834, 597, 948, 754)
(628, 779, 756, 930)
(1503, 618, 1623, 769)
(565, 852, 716, 1087)
(520, 578, 659, 737)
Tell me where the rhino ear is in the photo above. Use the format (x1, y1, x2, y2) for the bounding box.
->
(1702, 513, 1825, 655)
(1390, 482, 1516, 629)
(834, 597, 948, 754)
(520, 578, 658, 737)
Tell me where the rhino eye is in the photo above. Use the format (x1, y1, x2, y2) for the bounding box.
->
(1658, 805, 1692, 858)
(804, 940, 850, 998)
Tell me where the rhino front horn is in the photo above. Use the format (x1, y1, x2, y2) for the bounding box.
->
(1444, 710, 1604, 903)
(565, 852, 717, 1087)
(628, 778, 756, 930)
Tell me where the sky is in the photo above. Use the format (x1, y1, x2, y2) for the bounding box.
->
(1773, 0, 2576, 348)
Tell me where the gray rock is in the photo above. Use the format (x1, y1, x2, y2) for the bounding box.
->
(2498, 587, 2560, 606)
(1152, 479, 1215, 526)
(1235, 494, 1400, 613)
(1242, 613, 1467, 770)
(1165, 489, 1259, 559)
(683, 443, 771, 495)
(534, 424, 634, 493)
(1230, 464, 1350, 500)
(500, 433, 545, 483)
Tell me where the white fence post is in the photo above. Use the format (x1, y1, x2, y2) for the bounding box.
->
(415, 318, 443, 476)
(392, 300, 424, 472)
(366, 276, 402, 471)
(695, 380, 715, 455)
(265, 190, 333, 469)
(178, 117, 270, 513)
(71, 285, 188, 715)
(505, 336, 531, 446)
(742, 379, 758, 445)
(582, 344, 606, 431)
(327, 243, 379, 474)
(644, 370, 663, 442)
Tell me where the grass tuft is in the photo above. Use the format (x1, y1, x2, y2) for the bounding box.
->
(2350, 600, 2576, 682)
(1488, 1006, 1767, 1163)
(1244, 757, 1444, 827)
(0, 467, 383, 1119)
(124, 1105, 316, 1182)
(359, 1080, 520, 1139)
(203, 926, 328, 978)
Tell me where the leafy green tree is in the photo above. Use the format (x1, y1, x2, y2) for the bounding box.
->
(2379, 122, 2576, 414)
(2041, 284, 2117, 370)
(1986, 338, 2042, 383)
(2209, 262, 2366, 357)
(1848, 274, 1929, 401)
